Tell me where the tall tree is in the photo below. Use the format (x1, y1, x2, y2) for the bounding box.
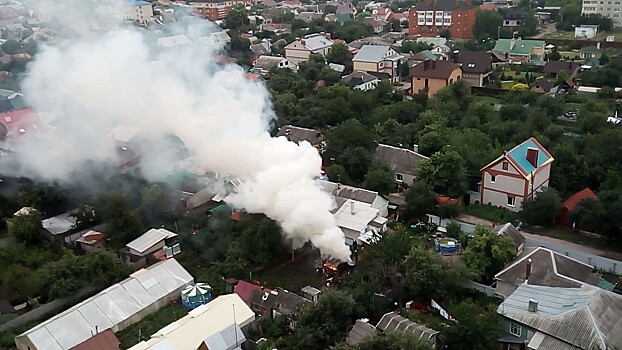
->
(8, 212, 42, 245)
(417, 149, 468, 198)
(473, 10, 503, 40)
(325, 43, 353, 67)
(521, 188, 561, 227)
(403, 180, 436, 221)
(463, 226, 516, 281)
(441, 301, 501, 350)
(363, 168, 396, 195)
(354, 331, 434, 350)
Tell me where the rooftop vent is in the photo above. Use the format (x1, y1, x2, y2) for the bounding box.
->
(18, 128, 25, 133)
(4, 116, 11, 122)
(528, 299, 538, 312)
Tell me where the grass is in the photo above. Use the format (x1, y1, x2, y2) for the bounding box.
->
(559, 50, 580, 59)
(116, 302, 188, 349)
(253, 248, 324, 292)
(463, 204, 520, 224)
(472, 95, 501, 106)
(501, 81, 515, 89)
(526, 226, 622, 255)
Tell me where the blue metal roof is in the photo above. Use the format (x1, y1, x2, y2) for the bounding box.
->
(507, 138, 551, 175)
(128, 0, 151, 6)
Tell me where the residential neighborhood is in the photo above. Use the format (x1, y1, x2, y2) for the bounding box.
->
(2, 0, 622, 349)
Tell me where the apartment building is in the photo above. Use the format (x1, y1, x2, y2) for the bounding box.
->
(190, 0, 254, 21)
(582, 0, 622, 26)
(408, 0, 478, 39)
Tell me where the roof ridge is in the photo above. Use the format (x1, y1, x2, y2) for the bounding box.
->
(586, 303, 607, 349)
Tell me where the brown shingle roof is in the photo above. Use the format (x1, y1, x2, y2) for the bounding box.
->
(495, 247, 604, 288)
(543, 61, 580, 75)
(69, 329, 120, 350)
(454, 51, 493, 74)
(276, 125, 324, 145)
(410, 59, 461, 80)
(374, 144, 428, 176)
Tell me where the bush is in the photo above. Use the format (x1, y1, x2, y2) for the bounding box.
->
(437, 202, 461, 219)
(463, 204, 519, 224)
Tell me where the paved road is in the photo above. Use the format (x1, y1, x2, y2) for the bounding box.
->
(457, 214, 622, 275)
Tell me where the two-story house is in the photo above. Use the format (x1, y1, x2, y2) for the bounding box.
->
(497, 284, 622, 350)
(373, 144, 428, 189)
(284, 33, 334, 65)
(502, 9, 524, 28)
(452, 50, 493, 87)
(479, 137, 554, 212)
(341, 71, 381, 91)
(190, 0, 254, 21)
(352, 45, 403, 83)
(123, 1, 153, 24)
(492, 38, 545, 63)
(251, 55, 297, 76)
(410, 59, 462, 97)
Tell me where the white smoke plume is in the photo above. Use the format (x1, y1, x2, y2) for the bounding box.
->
(6, 0, 351, 259)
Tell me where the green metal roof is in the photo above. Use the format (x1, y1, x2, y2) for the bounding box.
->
(597, 279, 616, 292)
(493, 39, 545, 56)
(209, 204, 231, 215)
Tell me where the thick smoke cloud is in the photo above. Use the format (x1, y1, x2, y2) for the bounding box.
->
(9, 0, 351, 259)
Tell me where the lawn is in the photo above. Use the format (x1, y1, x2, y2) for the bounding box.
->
(526, 226, 622, 256)
(559, 51, 580, 59)
(501, 81, 515, 89)
(463, 204, 520, 224)
(253, 248, 324, 293)
(116, 302, 188, 349)
(472, 95, 501, 106)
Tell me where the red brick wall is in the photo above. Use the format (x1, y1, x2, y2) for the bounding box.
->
(407, 6, 477, 39)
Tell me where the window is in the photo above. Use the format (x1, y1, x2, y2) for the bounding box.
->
(509, 323, 521, 337)
(396, 174, 403, 182)
(507, 196, 516, 207)
(491, 175, 496, 183)
(425, 78, 429, 87)
(502, 161, 509, 171)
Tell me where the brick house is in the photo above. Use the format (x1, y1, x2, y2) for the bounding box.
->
(410, 59, 462, 97)
(190, 0, 254, 21)
(479, 137, 554, 212)
(408, 0, 478, 39)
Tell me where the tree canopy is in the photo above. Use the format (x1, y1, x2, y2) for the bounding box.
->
(463, 226, 516, 282)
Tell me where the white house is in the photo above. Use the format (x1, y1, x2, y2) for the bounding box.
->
(341, 71, 380, 91)
(123, 1, 154, 24)
(352, 45, 403, 82)
(284, 33, 334, 65)
(575, 25, 598, 39)
(252, 55, 296, 76)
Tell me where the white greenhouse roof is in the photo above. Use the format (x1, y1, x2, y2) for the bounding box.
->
(126, 228, 178, 254)
(129, 294, 255, 350)
(15, 259, 193, 350)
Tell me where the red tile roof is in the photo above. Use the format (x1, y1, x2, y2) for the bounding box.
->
(561, 188, 598, 212)
(69, 329, 120, 350)
(0, 109, 42, 141)
(234, 280, 261, 302)
(479, 3, 496, 10)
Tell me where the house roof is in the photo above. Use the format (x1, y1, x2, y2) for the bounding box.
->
(0, 108, 41, 141)
(454, 51, 493, 74)
(75, 230, 106, 246)
(275, 124, 324, 145)
(317, 180, 382, 205)
(414, 0, 475, 11)
(493, 39, 545, 56)
(334, 200, 380, 234)
(374, 143, 428, 176)
(346, 320, 378, 345)
(409, 50, 437, 62)
(410, 60, 460, 80)
(249, 289, 279, 310)
(286, 33, 334, 51)
(107, 124, 141, 143)
(376, 312, 439, 342)
(69, 329, 120, 350)
(580, 46, 601, 54)
(186, 187, 218, 210)
(533, 78, 555, 92)
(482, 137, 553, 177)
(273, 288, 310, 316)
(496, 223, 525, 249)
(342, 71, 379, 87)
(349, 37, 394, 49)
(126, 228, 178, 254)
(129, 294, 254, 350)
(234, 280, 262, 303)
(352, 45, 392, 62)
(253, 55, 285, 70)
(201, 323, 245, 350)
(498, 284, 622, 350)
(16, 259, 193, 350)
(250, 43, 270, 56)
(495, 247, 605, 289)
(543, 61, 580, 75)
(42, 212, 77, 236)
(561, 188, 598, 212)
(157, 34, 192, 48)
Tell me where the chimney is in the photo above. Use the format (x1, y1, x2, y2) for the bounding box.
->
(423, 59, 430, 71)
(528, 299, 539, 312)
(526, 148, 538, 167)
(597, 41, 601, 50)
(325, 32, 331, 39)
(525, 258, 532, 280)
(413, 144, 419, 153)
(350, 201, 356, 215)
(301, 39, 306, 46)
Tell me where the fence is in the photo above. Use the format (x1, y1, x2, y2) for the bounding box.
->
(427, 214, 476, 234)
(0, 286, 97, 333)
(523, 239, 622, 275)
(461, 281, 500, 298)
(531, 37, 622, 49)
(470, 86, 510, 96)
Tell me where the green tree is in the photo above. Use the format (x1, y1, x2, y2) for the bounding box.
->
(437, 202, 460, 219)
(70, 204, 98, 231)
(403, 180, 436, 220)
(325, 4, 337, 13)
(337, 146, 372, 182)
(441, 300, 501, 350)
(463, 226, 516, 281)
(363, 168, 396, 195)
(8, 212, 42, 245)
(325, 43, 353, 67)
(399, 61, 410, 80)
(556, 69, 569, 84)
(417, 149, 468, 198)
(355, 331, 434, 350)
(325, 164, 352, 184)
(521, 188, 561, 226)
(518, 11, 539, 37)
(294, 289, 360, 349)
(570, 197, 603, 232)
(96, 191, 144, 246)
(326, 119, 376, 156)
(224, 8, 249, 29)
(473, 10, 503, 40)
(2, 39, 21, 55)
(238, 216, 286, 265)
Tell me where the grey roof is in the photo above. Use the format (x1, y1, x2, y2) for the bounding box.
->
(294, 33, 333, 51)
(317, 180, 380, 204)
(126, 228, 178, 254)
(275, 125, 323, 145)
(346, 320, 378, 345)
(274, 288, 310, 316)
(528, 332, 580, 350)
(533, 78, 555, 92)
(42, 212, 77, 235)
(328, 63, 346, 73)
(374, 144, 428, 177)
(253, 55, 285, 70)
(409, 50, 437, 62)
(250, 43, 270, 56)
(295, 11, 322, 22)
(353, 45, 392, 62)
(580, 46, 601, 54)
(496, 222, 526, 249)
(495, 247, 604, 289)
(342, 71, 379, 86)
(376, 312, 439, 342)
(454, 51, 493, 74)
(202, 323, 245, 350)
(498, 284, 622, 350)
(349, 37, 394, 49)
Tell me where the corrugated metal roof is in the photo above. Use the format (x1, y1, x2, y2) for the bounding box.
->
(126, 228, 178, 254)
(346, 320, 378, 345)
(353, 45, 391, 62)
(42, 212, 77, 235)
(376, 312, 439, 342)
(16, 259, 193, 350)
(498, 284, 622, 349)
(374, 144, 428, 177)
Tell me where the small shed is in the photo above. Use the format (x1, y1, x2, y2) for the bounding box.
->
(555, 188, 598, 228)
